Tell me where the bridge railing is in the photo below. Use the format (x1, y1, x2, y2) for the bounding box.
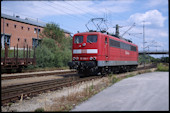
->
(138, 51, 169, 55)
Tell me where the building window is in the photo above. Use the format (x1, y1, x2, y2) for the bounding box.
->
(21, 26, 23, 30)
(34, 28, 37, 33)
(18, 38, 20, 42)
(24, 39, 27, 42)
(38, 29, 40, 33)
(32, 38, 41, 48)
(14, 25, 17, 28)
(1, 34, 11, 48)
(28, 27, 30, 31)
(6, 23, 9, 27)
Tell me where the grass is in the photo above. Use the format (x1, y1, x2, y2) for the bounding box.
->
(41, 67, 158, 111)
(22, 66, 70, 73)
(2, 67, 155, 112)
(34, 108, 44, 112)
(43, 80, 109, 111)
(156, 63, 169, 72)
(43, 73, 139, 111)
(1, 49, 34, 58)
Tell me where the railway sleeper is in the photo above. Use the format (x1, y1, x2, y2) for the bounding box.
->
(2, 76, 100, 105)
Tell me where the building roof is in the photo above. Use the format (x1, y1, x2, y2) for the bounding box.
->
(1, 13, 71, 34)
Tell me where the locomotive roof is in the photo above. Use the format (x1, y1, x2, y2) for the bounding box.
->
(74, 31, 137, 47)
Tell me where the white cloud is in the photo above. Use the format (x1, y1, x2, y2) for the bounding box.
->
(128, 10, 166, 27)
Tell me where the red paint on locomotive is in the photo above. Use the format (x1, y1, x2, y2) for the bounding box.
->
(68, 31, 138, 75)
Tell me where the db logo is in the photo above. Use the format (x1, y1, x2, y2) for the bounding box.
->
(82, 49, 87, 53)
(125, 51, 130, 55)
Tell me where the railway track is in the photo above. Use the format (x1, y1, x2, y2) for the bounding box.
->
(1, 70, 77, 80)
(1, 74, 101, 106)
(1, 64, 155, 80)
(1, 63, 157, 106)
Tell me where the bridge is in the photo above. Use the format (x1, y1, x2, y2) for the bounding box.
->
(138, 51, 169, 55)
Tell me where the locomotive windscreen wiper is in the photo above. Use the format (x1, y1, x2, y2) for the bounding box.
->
(87, 39, 92, 43)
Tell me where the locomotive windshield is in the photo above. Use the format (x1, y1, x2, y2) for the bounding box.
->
(74, 36, 83, 44)
(87, 35, 97, 43)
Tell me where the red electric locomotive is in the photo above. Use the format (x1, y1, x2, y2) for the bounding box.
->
(68, 31, 138, 75)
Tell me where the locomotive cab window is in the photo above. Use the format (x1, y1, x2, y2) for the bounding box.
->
(74, 36, 83, 44)
(87, 35, 97, 43)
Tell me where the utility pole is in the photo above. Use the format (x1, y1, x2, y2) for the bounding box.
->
(113, 24, 124, 38)
(115, 24, 119, 37)
(2, 17, 5, 48)
(143, 21, 145, 67)
(37, 18, 39, 47)
(37, 18, 39, 39)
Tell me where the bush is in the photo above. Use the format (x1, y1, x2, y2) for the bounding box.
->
(157, 63, 169, 71)
(1, 48, 34, 58)
(35, 37, 72, 68)
(34, 107, 44, 112)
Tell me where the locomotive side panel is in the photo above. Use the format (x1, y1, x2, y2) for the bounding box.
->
(97, 35, 138, 67)
(97, 34, 109, 61)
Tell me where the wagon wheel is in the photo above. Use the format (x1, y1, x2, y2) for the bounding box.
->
(6, 69, 12, 73)
(17, 67, 22, 73)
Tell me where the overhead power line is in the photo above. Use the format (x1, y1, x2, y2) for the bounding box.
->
(50, 1, 89, 21)
(41, 1, 86, 29)
(64, 1, 95, 18)
(121, 23, 135, 37)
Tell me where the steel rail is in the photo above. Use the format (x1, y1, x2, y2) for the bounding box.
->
(1, 75, 100, 105)
(1, 70, 77, 80)
(1, 64, 157, 105)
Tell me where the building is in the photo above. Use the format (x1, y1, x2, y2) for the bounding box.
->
(1, 13, 71, 49)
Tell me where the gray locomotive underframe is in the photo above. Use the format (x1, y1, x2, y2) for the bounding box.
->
(97, 61, 138, 67)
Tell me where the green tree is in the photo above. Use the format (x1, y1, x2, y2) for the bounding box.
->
(40, 22, 65, 43)
(35, 23, 72, 68)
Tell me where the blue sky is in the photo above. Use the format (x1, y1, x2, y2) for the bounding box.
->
(1, 0, 169, 58)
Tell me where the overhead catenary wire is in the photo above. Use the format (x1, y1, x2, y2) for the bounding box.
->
(2, 1, 143, 36)
(67, 1, 136, 30)
(51, 1, 91, 21)
(37, 1, 85, 32)
(42, 1, 87, 25)
(64, 1, 96, 19)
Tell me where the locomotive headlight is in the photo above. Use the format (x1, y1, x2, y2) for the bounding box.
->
(73, 57, 76, 60)
(90, 57, 93, 60)
(90, 57, 97, 60)
(73, 57, 79, 60)
(76, 57, 79, 60)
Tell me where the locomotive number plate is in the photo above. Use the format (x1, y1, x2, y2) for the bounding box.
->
(82, 49, 87, 53)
